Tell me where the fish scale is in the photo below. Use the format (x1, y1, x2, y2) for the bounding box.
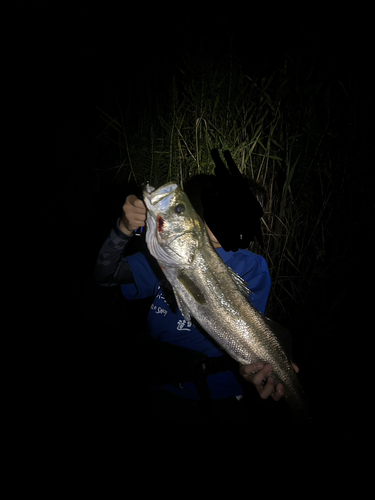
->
(144, 182, 310, 419)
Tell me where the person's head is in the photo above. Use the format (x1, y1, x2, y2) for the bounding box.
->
(183, 150, 266, 251)
(183, 173, 221, 247)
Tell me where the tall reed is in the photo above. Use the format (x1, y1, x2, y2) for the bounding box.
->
(97, 51, 348, 322)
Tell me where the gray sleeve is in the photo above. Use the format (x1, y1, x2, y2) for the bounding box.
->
(94, 220, 135, 286)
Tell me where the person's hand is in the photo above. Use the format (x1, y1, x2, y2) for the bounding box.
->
(119, 195, 147, 235)
(239, 362, 299, 401)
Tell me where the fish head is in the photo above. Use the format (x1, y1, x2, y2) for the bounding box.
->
(143, 182, 205, 267)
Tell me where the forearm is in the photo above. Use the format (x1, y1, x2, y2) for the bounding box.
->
(93, 220, 135, 285)
(118, 216, 134, 236)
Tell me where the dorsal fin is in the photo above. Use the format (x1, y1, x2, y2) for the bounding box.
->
(227, 266, 251, 298)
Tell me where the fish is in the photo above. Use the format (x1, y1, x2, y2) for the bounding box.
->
(143, 181, 309, 419)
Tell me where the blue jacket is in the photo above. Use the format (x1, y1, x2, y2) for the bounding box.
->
(121, 247, 271, 399)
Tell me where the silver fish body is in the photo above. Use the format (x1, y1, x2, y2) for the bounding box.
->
(143, 182, 309, 419)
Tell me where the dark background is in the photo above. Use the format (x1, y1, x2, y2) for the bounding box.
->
(6, 3, 374, 449)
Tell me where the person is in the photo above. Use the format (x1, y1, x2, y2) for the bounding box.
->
(94, 173, 299, 428)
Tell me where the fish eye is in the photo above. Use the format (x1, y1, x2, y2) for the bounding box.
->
(175, 204, 185, 215)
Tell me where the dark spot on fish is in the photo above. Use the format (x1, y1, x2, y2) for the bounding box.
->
(157, 215, 164, 232)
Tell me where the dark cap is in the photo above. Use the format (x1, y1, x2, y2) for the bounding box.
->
(184, 150, 264, 251)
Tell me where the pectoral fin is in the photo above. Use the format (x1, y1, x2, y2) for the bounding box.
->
(177, 271, 207, 305)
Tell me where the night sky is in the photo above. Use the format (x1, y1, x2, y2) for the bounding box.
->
(7, 4, 373, 450)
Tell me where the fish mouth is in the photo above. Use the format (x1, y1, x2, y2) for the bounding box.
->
(143, 182, 178, 213)
(143, 182, 195, 246)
